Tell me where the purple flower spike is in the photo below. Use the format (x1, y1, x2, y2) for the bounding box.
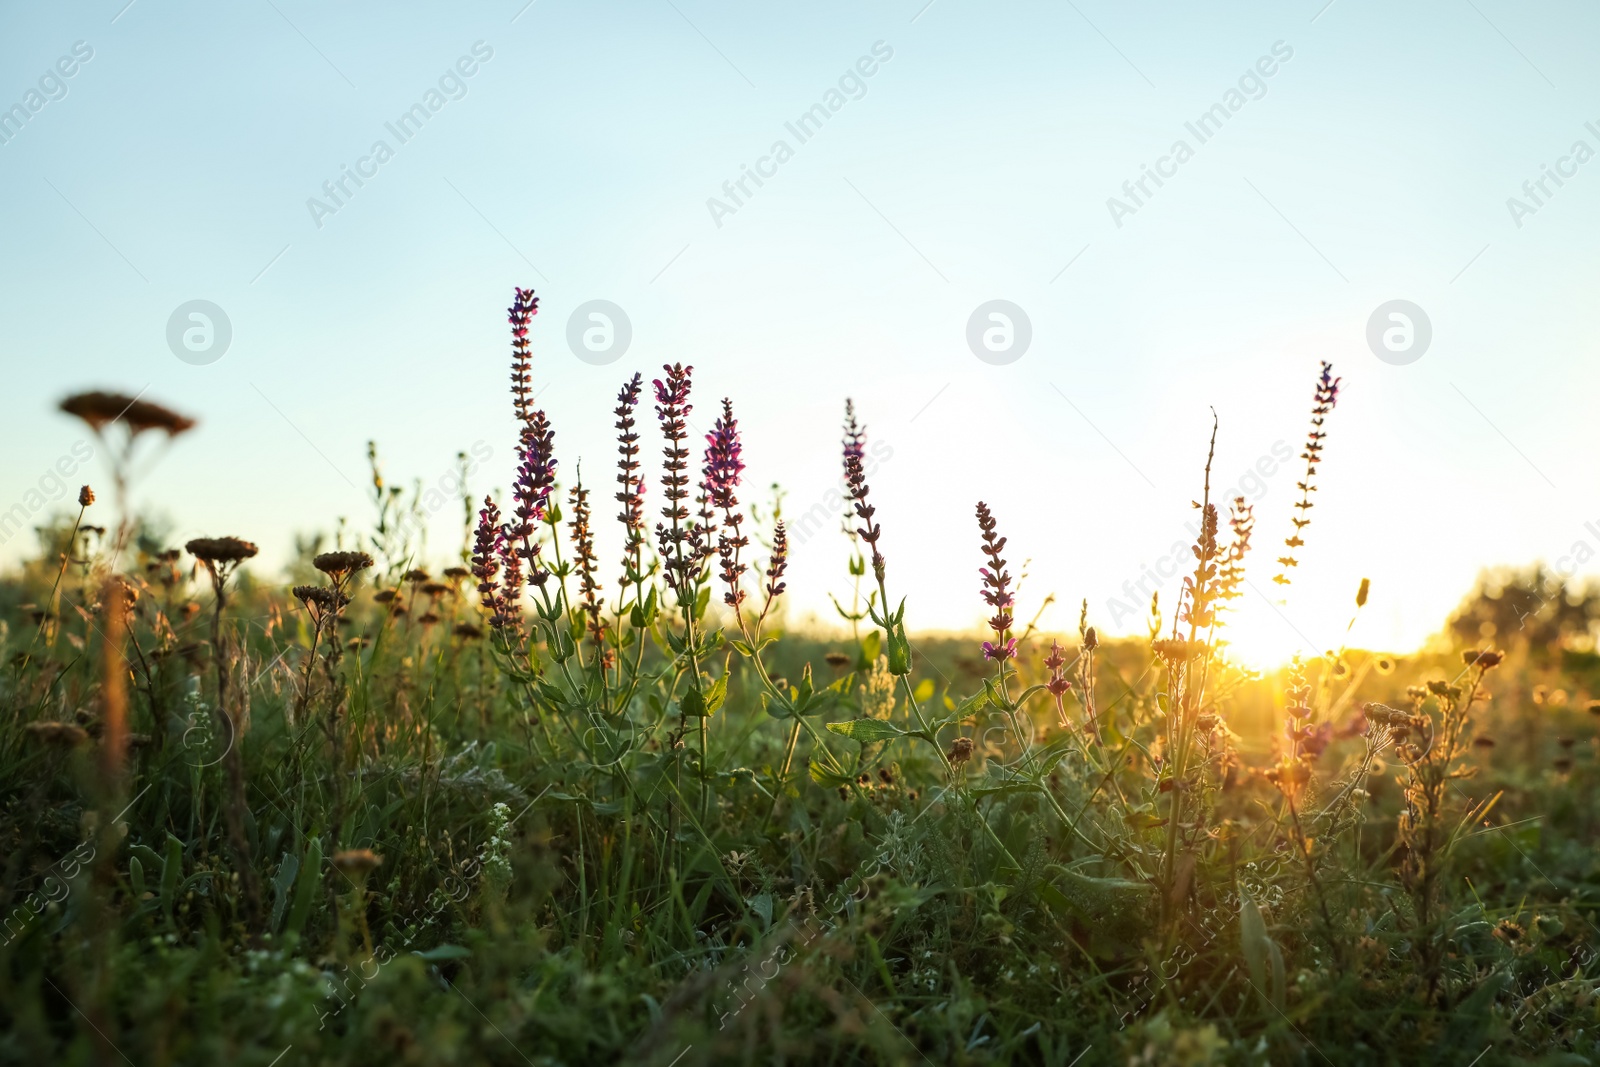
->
(975, 502, 1016, 663)
(508, 410, 558, 589)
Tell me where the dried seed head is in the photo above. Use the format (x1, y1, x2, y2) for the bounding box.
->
(185, 537, 258, 564)
(293, 585, 350, 613)
(1462, 648, 1504, 669)
(824, 652, 851, 669)
(331, 849, 383, 877)
(453, 623, 483, 640)
(947, 736, 974, 766)
(78, 485, 94, 507)
(404, 569, 430, 583)
(313, 551, 375, 578)
(1151, 638, 1198, 663)
(60, 391, 197, 436)
(25, 721, 89, 747)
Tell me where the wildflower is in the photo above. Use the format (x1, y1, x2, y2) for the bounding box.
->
(1180, 500, 1221, 629)
(974, 502, 1015, 663)
(1462, 648, 1504, 669)
(403, 568, 430, 584)
(613, 373, 647, 595)
(1215, 496, 1254, 608)
(705, 399, 749, 610)
(947, 736, 974, 766)
(764, 520, 788, 602)
(78, 485, 94, 507)
(567, 474, 607, 659)
(858, 655, 896, 719)
(507, 287, 539, 430)
(1273, 361, 1340, 588)
(842, 400, 886, 585)
(653, 363, 698, 602)
(60, 391, 196, 436)
(755, 520, 789, 630)
(1493, 919, 1524, 943)
(470, 497, 515, 629)
(508, 410, 557, 589)
(1044, 640, 1071, 696)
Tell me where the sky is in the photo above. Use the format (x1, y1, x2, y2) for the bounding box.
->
(2, 0, 1598, 668)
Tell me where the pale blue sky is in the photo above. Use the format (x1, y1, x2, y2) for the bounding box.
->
(3, 0, 1597, 662)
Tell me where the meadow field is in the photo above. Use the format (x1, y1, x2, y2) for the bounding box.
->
(3, 292, 1598, 1066)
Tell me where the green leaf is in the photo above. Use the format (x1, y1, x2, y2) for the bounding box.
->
(129, 856, 145, 899)
(807, 758, 854, 787)
(1239, 893, 1283, 1010)
(161, 835, 183, 920)
(886, 623, 911, 675)
(704, 673, 729, 716)
(826, 719, 905, 744)
(285, 837, 322, 939)
(858, 629, 882, 668)
(681, 687, 708, 718)
(271, 852, 300, 934)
